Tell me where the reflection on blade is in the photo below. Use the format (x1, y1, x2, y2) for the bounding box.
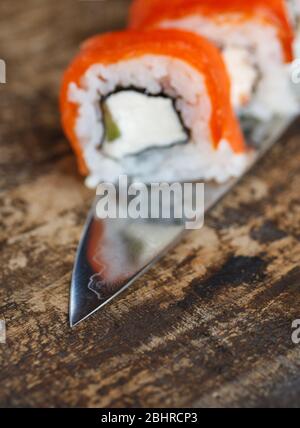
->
(70, 214, 185, 326)
(70, 117, 293, 326)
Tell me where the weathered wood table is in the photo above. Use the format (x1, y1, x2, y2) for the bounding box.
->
(1, 0, 300, 408)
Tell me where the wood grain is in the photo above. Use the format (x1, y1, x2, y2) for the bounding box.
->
(1, 0, 300, 408)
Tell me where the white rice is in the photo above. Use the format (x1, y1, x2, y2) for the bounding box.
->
(69, 55, 249, 188)
(159, 16, 299, 119)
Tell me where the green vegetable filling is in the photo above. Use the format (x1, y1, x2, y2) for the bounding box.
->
(102, 103, 121, 142)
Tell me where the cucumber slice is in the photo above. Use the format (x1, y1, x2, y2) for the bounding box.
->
(102, 103, 121, 143)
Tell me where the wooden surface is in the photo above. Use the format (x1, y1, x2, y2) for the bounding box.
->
(1, 0, 300, 408)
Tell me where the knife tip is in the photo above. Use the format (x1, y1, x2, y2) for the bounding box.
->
(69, 315, 83, 328)
(69, 310, 95, 328)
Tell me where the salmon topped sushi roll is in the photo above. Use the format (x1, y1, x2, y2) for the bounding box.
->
(287, 0, 300, 55)
(130, 0, 298, 120)
(60, 29, 248, 187)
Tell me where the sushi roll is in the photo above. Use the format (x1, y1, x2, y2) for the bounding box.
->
(129, 0, 298, 120)
(287, 0, 300, 56)
(60, 29, 248, 187)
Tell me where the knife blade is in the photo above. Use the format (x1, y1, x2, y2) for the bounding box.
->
(70, 116, 293, 326)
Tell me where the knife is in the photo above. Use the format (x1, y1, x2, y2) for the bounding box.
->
(70, 116, 293, 326)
